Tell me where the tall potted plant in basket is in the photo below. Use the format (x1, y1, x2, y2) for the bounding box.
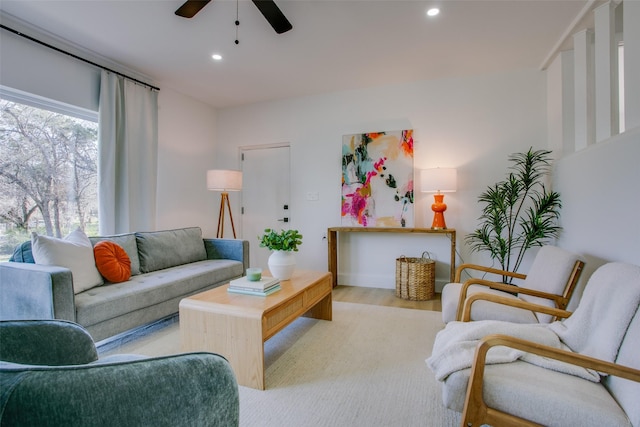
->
(466, 148, 562, 283)
(258, 228, 303, 280)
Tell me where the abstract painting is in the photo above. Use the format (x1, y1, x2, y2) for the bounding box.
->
(341, 129, 414, 227)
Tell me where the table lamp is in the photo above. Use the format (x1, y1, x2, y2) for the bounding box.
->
(207, 169, 242, 238)
(420, 168, 457, 230)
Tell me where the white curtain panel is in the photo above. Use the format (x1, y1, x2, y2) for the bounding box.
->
(98, 71, 158, 235)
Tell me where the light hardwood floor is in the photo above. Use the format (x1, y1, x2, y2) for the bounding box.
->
(333, 285, 442, 312)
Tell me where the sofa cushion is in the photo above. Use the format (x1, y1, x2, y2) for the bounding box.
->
(443, 360, 632, 427)
(135, 227, 207, 273)
(94, 241, 131, 283)
(74, 259, 242, 327)
(31, 228, 103, 294)
(89, 234, 141, 276)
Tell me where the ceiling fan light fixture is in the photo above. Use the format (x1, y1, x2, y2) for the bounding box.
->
(175, 0, 292, 34)
(427, 8, 440, 17)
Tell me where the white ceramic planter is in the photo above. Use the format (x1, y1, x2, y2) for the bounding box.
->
(268, 250, 296, 280)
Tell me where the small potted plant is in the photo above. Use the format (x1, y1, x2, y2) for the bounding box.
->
(258, 228, 303, 280)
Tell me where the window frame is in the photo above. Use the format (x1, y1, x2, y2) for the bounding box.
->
(0, 85, 97, 123)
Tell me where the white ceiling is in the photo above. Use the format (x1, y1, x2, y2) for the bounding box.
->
(0, 0, 594, 109)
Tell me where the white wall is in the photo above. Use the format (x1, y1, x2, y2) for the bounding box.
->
(545, 0, 640, 309)
(156, 89, 220, 237)
(215, 69, 548, 290)
(554, 126, 640, 307)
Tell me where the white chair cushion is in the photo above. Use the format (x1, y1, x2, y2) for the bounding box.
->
(604, 308, 640, 427)
(442, 361, 632, 427)
(441, 282, 464, 323)
(465, 299, 539, 323)
(441, 283, 536, 324)
(522, 246, 581, 322)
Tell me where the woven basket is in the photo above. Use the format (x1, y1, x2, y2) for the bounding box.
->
(395, 251, 435, 301)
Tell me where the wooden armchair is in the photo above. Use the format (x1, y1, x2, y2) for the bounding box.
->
(432, 262, 640, 427)
(461, 333, 640, 427)
(441, 245, 584, 324)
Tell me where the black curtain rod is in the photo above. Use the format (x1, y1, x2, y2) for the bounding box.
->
(1, 24, 160, 92)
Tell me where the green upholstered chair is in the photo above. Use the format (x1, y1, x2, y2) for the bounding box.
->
(0, 320, 239, 427)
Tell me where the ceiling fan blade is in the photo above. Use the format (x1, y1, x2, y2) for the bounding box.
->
(251, 0, 292, 34)
(175, 0, 212, 18)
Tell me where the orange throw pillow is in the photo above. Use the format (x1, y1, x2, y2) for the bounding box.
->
(94, 241, 131, 283)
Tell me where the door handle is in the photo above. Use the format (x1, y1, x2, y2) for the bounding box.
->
(278, 218, 289, 223)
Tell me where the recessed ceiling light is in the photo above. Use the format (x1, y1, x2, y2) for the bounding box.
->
(427, 8, 440, 17)
(212, 54, 223, 61)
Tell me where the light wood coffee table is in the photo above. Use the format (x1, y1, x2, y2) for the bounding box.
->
(179, 269, 332, 390)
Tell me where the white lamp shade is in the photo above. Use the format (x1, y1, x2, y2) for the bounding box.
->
(207, 169, 242, 191)
(420, 168, 457, 193)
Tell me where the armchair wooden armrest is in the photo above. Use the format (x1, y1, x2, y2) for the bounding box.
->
(461, 292, 573, 322)
(461, 334, 640, 427)
(452, 258, 584, 323)
(454, 263, 527, 283)
(455, 278, 568, 321)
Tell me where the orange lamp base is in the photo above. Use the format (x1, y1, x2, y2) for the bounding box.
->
(431, 193, 448, 230)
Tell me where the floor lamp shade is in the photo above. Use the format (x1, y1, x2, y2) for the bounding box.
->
(207, 169, 242, 238)
(420, 168, 457, 230)
(207, 169, 242, 192)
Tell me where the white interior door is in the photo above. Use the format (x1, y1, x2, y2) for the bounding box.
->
(241, 145, 291, 270)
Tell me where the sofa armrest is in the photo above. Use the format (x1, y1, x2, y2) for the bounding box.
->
(204, 239, 250, 272)
(0, 262, 76, 322)
(0, 353, 240, 427)
(0, 320, 98, 365)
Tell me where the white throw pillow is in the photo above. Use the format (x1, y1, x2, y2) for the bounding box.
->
(31, 228, 104, 294)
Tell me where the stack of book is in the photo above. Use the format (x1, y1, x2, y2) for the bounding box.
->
(227, 276, 281, 296)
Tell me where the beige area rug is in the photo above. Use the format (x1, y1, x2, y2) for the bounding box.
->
(99, 302, 461, 427)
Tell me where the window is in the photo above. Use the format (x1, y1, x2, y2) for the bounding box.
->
(0, 88, 99, 261)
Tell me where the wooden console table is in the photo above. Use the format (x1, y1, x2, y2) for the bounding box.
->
(327, 227, 456, 288)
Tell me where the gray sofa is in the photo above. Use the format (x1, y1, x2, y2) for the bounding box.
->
(0, 227, 249, 341)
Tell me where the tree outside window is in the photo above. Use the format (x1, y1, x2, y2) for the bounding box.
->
(0, 99, 99, 261)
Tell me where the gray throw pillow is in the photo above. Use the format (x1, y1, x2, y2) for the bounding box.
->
(135, 227, 207, 273)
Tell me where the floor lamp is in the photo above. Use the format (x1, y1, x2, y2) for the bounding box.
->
(207, 169, 242, 238)
(421, 168, 457, 230)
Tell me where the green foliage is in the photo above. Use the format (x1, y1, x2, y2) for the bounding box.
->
(258, 228, 303, 252)
(465, 148, 562, 279)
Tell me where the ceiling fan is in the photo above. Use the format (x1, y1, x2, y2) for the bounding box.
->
(175, 0, 293, 34)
